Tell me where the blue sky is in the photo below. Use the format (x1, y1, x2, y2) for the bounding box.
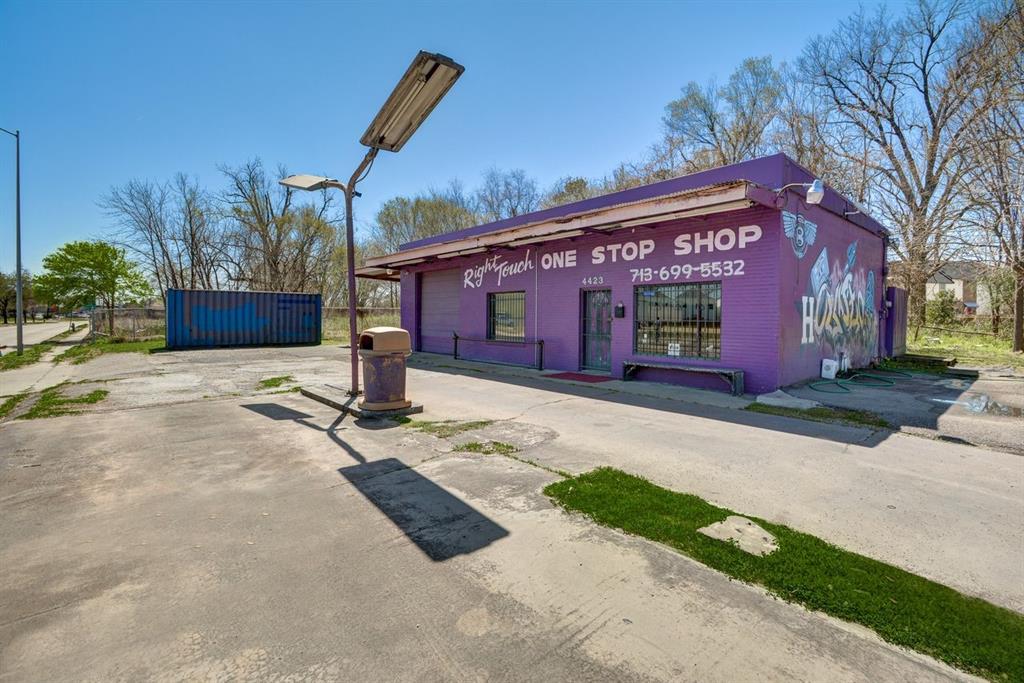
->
(0, 0, 893, 273)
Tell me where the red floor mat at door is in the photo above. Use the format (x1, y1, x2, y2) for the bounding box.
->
(544, 372, 614, 383)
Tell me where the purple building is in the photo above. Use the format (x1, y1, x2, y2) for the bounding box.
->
(358, 154, 891, 395)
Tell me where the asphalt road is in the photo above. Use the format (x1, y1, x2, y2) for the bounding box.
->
(0, 321, 74, 349)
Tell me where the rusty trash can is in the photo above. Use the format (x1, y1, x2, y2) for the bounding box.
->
(358, 327, 412, 411)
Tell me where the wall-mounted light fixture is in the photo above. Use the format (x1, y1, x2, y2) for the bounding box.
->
(775, 179, 824, 205)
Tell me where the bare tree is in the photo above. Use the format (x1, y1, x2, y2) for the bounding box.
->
(960, 2, 1024, 349)
(663, 56, 783, 171)
(773, 64, 881, 204)
(220, 159, 338, 293)
(102, 179, 173, 297)
(800, 0, 1007, 326)
(170, 174, 225, 290)
(475, 168, 540, 221)
(542, 176, 597, 208)
(369, 181, 478, 254)
(102, 174, 227, 300)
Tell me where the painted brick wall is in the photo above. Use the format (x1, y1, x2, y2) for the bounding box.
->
(401, 205, 784, 393)
(776, 197, 885, 386)
(400, 270, 419, 350)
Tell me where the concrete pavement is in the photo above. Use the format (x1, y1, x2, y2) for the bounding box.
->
(7, 344, 1020, 611)
(406, 358, 1024, 613)
(787, 369, 1024, 455)
(1, 395, 976, 681)
(1, 343, 1019, 681)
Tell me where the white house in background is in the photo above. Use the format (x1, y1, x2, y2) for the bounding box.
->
(925, 262, 991, 314)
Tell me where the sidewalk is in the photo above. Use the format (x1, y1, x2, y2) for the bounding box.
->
(408, 352, 752, 410)
(0, 325, 92, 395)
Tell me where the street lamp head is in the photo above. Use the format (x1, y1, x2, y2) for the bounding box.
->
(360, 51, 465, 153)
(805, 179, 825, 205)
(279, 174, 344, 192)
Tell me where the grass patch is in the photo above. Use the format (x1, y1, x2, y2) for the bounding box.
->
(0, 326, 81, 371)
(745, 402, 891, 429)
(545, 468, 1023, 682)
(17, 384, 109, 420)
(55, 338, 164, 365)
(400, 418, 494, 438)
(257, 375, 294, 389)
(0, 342, 53, 371)
(453, 440, 518, 455)
(322, 310, 400, 344)
(877, 357, 950, 375)
(267, 386, 302, 394)
(0, 392, 29, 419)
(908, 330, 1023, 371)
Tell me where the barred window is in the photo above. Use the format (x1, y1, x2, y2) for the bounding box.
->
(634, 282, 721, 359)
(487, 291, 525, 342)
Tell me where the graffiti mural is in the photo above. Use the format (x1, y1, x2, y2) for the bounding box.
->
(782, 211, 817, 259)
(799, 241, 877, 360)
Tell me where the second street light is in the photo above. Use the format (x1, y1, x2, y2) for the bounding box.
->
(281, 50, 464, 396)
(0, 126, 23, 356)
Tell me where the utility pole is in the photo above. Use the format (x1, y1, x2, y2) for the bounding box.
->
(0, 126, 22, 355)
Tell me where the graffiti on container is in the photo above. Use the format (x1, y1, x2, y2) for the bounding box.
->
(782, 211, 816, 259)
(799, 241, 877, 357)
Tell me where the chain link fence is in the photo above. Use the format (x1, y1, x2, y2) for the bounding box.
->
(86, 306, 401, 345)
(322, 307, 400, 344)
(89, 308, 166, 342)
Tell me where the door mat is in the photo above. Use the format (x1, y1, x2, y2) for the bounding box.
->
(544, 372, 614, 383)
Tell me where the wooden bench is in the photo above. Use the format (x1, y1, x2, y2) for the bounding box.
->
(623, 360, 745, 396)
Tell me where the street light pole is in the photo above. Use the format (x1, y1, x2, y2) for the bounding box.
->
(0, 126, 22, 355)
(279, 51, 463, 396)
(342, 148, 378, 396)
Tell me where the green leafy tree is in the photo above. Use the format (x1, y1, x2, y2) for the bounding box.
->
(926, 290, 960, 328)
(34, 241, 152, 334)
(0, 272, 15, 325)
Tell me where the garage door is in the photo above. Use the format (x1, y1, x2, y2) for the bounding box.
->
(419, 269, 461, 354)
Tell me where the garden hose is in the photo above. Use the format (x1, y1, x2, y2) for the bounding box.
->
(805, 361, 923, 392)
(869, 367, 914, 379)
(844, 372, 897, 387)
(808, 379, 852, 393)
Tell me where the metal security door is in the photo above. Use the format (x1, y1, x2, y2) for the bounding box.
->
(581, 289, 612, 371)
(419, 269, 461, 354)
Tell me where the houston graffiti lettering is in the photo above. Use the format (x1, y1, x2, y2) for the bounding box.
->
(799, 243, 877, 358)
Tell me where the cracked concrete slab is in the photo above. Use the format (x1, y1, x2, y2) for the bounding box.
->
(698, 515, 778, 556)
(755, 389, 821, 410)
(1, 396, 978, 681)
(6, 344, 1021, 611)
(1, 343, 1019, 681)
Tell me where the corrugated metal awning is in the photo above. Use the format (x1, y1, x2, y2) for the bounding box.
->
(357, 180, 772, 277)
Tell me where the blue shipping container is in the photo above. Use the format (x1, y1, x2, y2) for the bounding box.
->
(166, 289, 322, 349)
